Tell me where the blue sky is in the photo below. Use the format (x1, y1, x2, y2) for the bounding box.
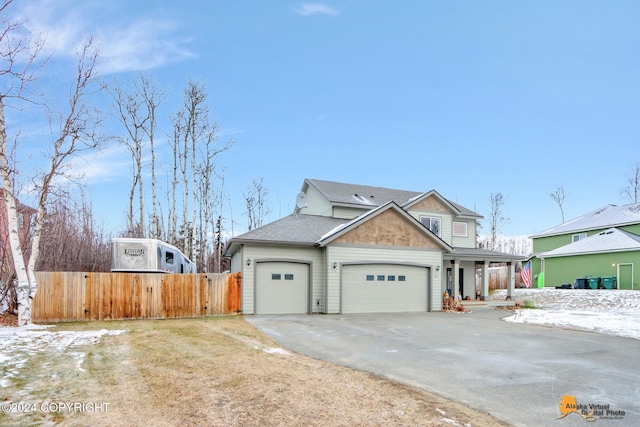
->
(7, 0, 640, 238)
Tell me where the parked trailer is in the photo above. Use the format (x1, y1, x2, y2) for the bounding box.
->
(111, 238, 196, 273)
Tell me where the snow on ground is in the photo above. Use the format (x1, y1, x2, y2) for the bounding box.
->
(495, 289, 640, 340)
(1, 289, 638, 391)
(0, 324, 124, 388)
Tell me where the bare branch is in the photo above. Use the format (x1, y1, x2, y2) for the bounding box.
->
(549, 186, 568, 223)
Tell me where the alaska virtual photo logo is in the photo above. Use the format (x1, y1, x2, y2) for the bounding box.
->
(557, 395, 626, 422)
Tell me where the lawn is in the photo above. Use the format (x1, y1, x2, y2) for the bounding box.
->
(1, 316, 510, 426)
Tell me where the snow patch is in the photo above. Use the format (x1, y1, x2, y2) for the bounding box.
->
(0, 327, 125, 387)
(498, 289, 640, 340)
(263, 347, 290, 355)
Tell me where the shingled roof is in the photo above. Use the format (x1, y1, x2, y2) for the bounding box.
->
(304, 178, 482, 218)
(225, 214, 348, 255)
(532, 203, 640, 238)
(539, 227, 640, 257)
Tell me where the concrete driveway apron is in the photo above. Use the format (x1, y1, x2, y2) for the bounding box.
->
(246, 310, 639, 427)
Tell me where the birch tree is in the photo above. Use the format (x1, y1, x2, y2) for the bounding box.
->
(111, 77, 147, 237)
(111, 73, 165, 238)
(0, 3, 104, 325)
(168, 81, 232, 270)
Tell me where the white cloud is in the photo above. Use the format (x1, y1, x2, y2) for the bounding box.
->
(295, 3, 339, 16)
(65, 144, 131, 184)
(13, 0, 194, 74)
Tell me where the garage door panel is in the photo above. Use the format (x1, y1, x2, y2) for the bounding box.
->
(256, 262, 309, 314)
(342, 264, 428, 313)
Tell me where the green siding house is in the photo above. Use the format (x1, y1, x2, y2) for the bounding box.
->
(530, 204, 640, 290)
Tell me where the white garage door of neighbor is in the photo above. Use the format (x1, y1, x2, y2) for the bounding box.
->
(342, 264, 429, 313)
(255, 262, 309, 314)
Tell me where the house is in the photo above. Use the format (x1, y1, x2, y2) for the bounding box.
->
(0, 188, 36, 278)
(530, 203, 640, 290)
(224, 179, 523, 315)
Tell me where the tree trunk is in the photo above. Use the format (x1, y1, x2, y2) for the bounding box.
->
(0, 100, 33, 326)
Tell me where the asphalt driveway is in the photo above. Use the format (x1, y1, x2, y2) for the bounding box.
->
(246, 309, 639, 427)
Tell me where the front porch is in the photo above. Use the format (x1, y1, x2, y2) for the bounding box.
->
(443, 248, 525, 303)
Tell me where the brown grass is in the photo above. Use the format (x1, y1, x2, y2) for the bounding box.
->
(1, 317, 511, 426)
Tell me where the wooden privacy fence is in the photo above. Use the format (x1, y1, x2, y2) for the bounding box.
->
(32, 272, 242, 323)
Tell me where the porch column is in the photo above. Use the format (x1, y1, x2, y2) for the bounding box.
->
(481, 260, 490, 301)
(453, 258, 460, 299)
(507, 262, 515, 300)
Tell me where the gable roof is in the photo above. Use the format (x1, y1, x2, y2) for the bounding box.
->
(402, 190, 462, 215)
(539, 227, 640, 258)
(532, 203, 640, 238)
(316, 201, 453, 252)
(303, 178, 482, 218)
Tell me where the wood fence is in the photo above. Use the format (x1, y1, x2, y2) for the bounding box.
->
(32, 271, 241, 323)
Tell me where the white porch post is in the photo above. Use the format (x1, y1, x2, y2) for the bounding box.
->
(453, 259, 460, 298)
(481, 260, 490, 301)
(507, 262, 515, 300)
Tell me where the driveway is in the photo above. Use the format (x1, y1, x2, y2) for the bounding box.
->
(246, 309, 639, 427)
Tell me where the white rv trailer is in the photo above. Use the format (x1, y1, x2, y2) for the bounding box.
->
(111, 238, 197, 273)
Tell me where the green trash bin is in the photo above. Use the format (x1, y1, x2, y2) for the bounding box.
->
(588, 277, 601, 289)
(601, 276, 617, 290)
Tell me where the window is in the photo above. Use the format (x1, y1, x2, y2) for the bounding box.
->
(18, 214, 24, 229)
(366, 275, 375, 281)
(398, 275, 406, 282)
(377, 275, 385, 281)
(388, 275, 396, 281)
(453, 221, 468, 237)
(572, 233, 587, 242)
(271, 273, 282, 280)
(284, 274, 294, 280)
(420, 216, 441, 235)
(165, 251, 174, 264)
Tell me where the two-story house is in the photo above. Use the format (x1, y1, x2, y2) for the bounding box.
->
(530, 203, 640, 290)
(225, 179, 523, 314)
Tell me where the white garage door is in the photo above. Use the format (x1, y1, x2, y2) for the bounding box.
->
(255, 262, 309, 314)
(342, 264, 429, 313)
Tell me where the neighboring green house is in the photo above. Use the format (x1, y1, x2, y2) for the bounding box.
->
(224, 178, 523, 315)
(530, 204, 640, 290)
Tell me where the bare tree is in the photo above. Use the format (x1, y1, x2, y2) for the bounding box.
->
(620, 161, 640, 204)
(165, 81, 233, 270)
(111, 73, 166, 238)
(487, 192, 507, 251)
(36, 190, 111, 272)
(111, 76, 147, 237)
(550, 186, 568, 223)
(139, 74, 165, 239)
(245, 178, 271, 231)
(0, 4, 105, 325)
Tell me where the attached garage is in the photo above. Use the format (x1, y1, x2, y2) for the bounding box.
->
(341, 264, 430, 313)
(255, 261, 310, 314)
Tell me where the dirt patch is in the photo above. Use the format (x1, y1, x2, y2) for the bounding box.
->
(1, 317, 511, 426)
(0, 312, 17, 327)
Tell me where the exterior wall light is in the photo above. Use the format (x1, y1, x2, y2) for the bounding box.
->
(246, 258, 251, 266)
(435, 265, 440, 272)
(333, 262, 338, 269)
